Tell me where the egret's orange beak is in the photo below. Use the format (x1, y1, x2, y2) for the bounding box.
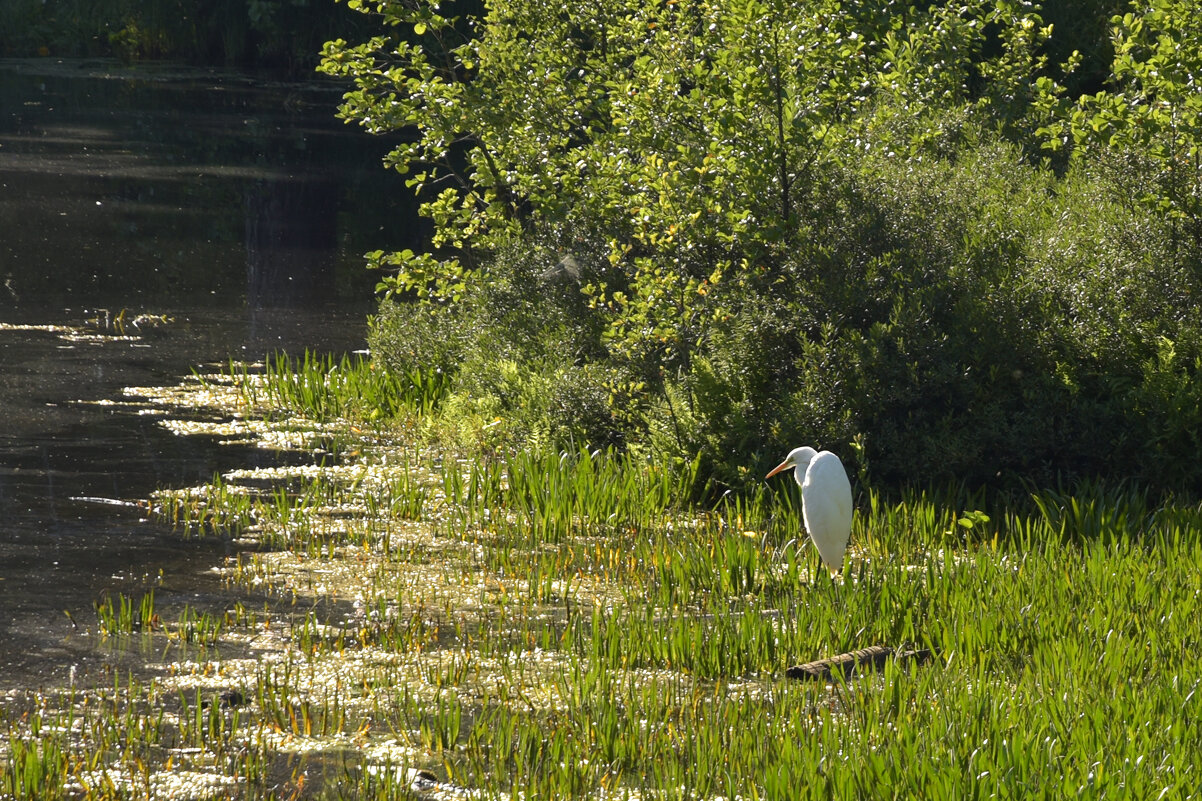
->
(765, 459, 792, 480)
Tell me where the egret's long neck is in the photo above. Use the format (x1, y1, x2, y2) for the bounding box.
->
(793, 453, 817, 486)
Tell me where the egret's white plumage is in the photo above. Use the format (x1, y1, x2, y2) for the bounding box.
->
(766, 446, 853, 572)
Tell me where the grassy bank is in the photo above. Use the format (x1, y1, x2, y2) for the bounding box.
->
(1, 355, 1199, 799)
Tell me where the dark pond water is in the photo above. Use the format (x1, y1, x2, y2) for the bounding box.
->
(0, 58, 414, 688)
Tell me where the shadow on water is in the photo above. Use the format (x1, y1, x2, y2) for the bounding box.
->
(0, 58, 412, 688)
(0, 57, 424, 309)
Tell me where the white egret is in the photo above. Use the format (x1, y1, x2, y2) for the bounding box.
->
(765, 446, 853, 572)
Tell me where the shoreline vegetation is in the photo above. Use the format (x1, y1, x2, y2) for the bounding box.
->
(320, 0, 1202, 495)
(1, 356, 1198, 798)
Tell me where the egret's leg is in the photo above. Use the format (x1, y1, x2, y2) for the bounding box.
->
(808, 548, 823, 586)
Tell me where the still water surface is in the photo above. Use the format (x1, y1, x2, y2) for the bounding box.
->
(0, 58, 407, 688)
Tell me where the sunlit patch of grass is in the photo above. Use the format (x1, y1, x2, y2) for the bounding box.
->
(3, 733, 69, 801)
(5, 360, 1202, 799)
(231, 351, 450, 423)
(149, 448, 1202, 797)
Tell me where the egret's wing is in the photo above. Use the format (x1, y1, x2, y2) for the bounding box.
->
(801, 451, 853, 569)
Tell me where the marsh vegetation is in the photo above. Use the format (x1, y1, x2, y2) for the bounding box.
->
(2, 356, 1198, 799)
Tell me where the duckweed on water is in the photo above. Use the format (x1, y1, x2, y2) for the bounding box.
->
(2, 357, 1200, 799)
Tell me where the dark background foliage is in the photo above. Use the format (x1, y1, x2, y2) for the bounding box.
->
(0, 0, 373, 73)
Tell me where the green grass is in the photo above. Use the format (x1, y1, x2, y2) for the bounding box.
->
(230, 352, 449, 423)
(4, 358, 1201, 800)
(94, 589, 158, 635)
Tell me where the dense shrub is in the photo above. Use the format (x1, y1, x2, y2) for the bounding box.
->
(369, 232, 635, 453)
(345, 0, 1202, 494)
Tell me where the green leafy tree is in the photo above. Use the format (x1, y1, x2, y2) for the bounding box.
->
(321, 1, 1050, 374)
(1043, 0, 1202, 269)
(325, 0, 1202, 492)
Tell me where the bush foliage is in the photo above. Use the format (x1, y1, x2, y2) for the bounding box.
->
(324, 0, 1202, 493)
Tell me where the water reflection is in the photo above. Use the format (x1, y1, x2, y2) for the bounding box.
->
(0, 58, 406, 687)
(0, 309, 369, 688)
(246, 175, 338, 306)
(0, 57, 420, 308)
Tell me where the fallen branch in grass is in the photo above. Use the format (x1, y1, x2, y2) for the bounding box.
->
(785, 645, 934, 681)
